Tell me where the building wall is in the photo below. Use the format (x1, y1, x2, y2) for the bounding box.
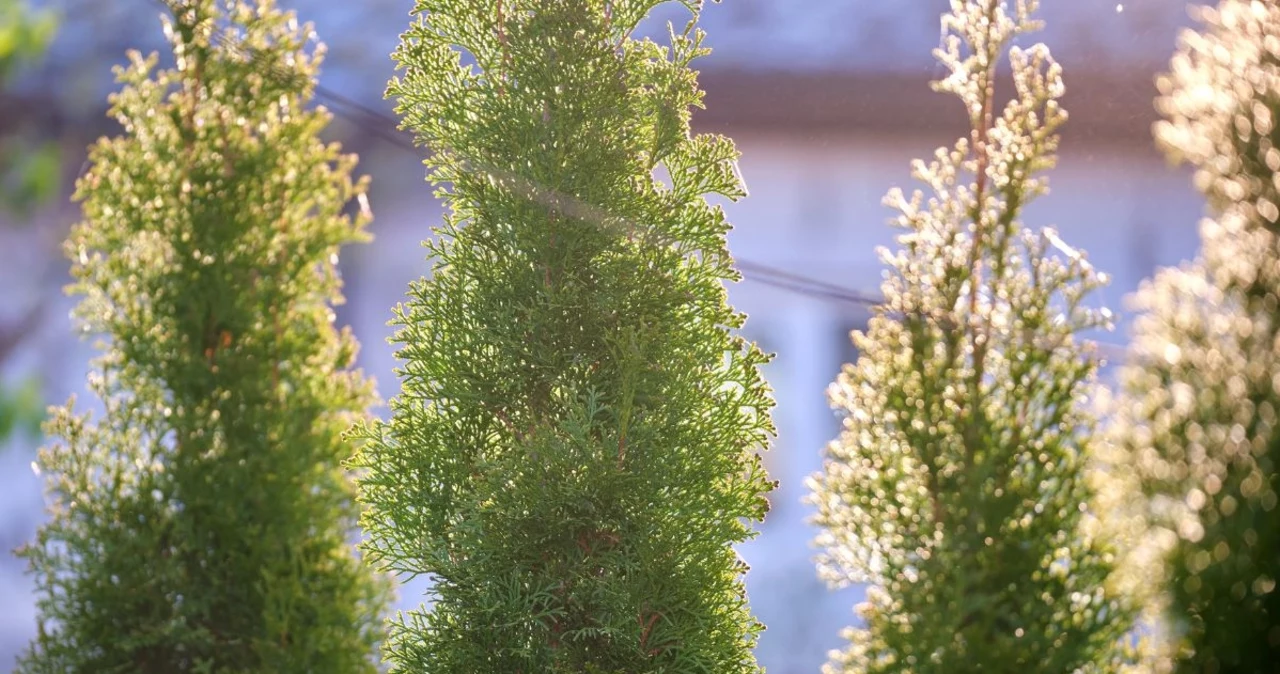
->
(0, 1, 1205, 669)
(311, 128, 1207, 672)
(0, 122, 1206, 670)
(724, 131, 1203, 671)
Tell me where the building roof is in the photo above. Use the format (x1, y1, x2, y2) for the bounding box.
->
(28, 0, 1192, 103)
(645, 0, 1191, 75)
(12, 1, 1193, 150)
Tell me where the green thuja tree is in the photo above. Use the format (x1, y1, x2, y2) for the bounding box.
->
(807, 1, 1136, 671)
(350, 0, 776, 671)
(17, 1, 389, 671)
(1109, 2, 1280, 671)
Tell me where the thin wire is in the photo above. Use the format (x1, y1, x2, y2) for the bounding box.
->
(130, 0, 950, 315)
(308, 87, 891, 311)
(315, 84, 399, 130)
(138, 0, 1131, 363)
(736, 260, 882, 307)
(308, 104, 1132, 362)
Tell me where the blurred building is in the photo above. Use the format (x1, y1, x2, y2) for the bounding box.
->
(1, 1, 1204, 671)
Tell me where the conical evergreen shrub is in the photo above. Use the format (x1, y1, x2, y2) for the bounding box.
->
(17, 1, 389, 671)
(808, 1, 1136, 671)
(349, 0, 777, 671)
(1109, 2, 1280, 671)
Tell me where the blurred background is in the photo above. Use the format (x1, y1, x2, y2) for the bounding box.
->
(0, 0, 1203, 671)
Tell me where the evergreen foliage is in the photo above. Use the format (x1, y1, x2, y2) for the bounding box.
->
(1108, 2, 1280, 671)
(0, 0, 58, 441)
(0, 0, 54, 84)
(349, 0, 776, 671)
(808, 1, 1136, 671)
(17, 1, 389, 671)
(0, 0, 59, 216)
(0, 377, 41, 441)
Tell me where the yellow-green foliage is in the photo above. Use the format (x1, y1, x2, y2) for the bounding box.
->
(17, 2, 389, 671)
(0, 0, 59, 215)
(809, 2, 1137, 672)
(1110, 2, 1280, 671)
(350, 1, 776, 671)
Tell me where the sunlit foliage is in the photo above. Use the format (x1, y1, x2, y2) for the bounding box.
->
(0, 0, 58, 440)
(0, 0, 59, 216)
(1108, 2, 1280, 671)
(17, 1, 389, 671)
(348, 0, 777, 671)
(808, 1, 1137, 671)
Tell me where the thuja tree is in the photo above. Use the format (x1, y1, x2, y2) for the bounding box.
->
(1109, 2, 1280, 671)
(17, 1, 389, 671)
(350, 0, 776, 671)
(808, 1, 1136, 671)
